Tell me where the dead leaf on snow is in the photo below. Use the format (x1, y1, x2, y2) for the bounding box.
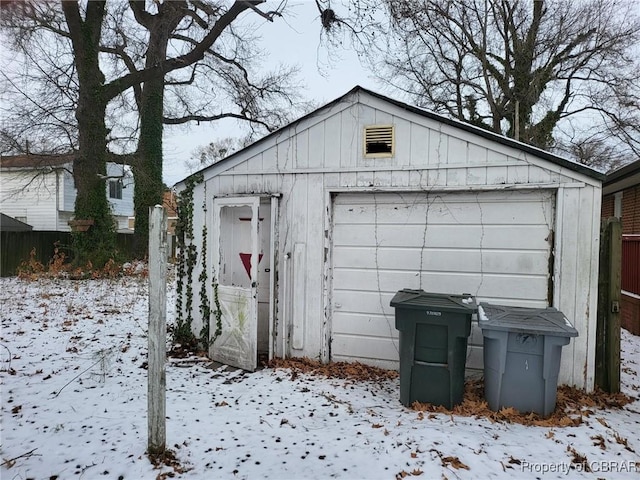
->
(442, 456, 470, 470)
(269, 357, 398, 383)
(614, 432, 635, 452)
(591, 434, 606, 450)
(148, 448, 192, 477)
(412, 380, 632, 428)
(567, 446, 591, 472)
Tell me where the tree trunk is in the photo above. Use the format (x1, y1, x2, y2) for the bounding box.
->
(132, 17, 174, 258)
(62, 0, 117, 267)
(72, 89, 116, 267)
(133, 76, 165, 258)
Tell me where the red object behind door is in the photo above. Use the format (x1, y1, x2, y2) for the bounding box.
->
(239, 253, 264, 279)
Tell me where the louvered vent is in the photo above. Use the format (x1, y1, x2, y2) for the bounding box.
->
(364, 125, 394, 157)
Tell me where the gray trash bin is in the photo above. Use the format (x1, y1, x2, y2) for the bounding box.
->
(479, 303, 578, 417)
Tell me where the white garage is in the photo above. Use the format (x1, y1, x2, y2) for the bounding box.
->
(176, 86, 604, 390)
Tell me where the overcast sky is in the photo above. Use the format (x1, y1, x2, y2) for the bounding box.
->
(162, 1, 381, 186)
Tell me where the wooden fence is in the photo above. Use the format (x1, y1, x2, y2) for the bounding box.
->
(595, 218, 621, 393)
(0, 230, 137, 277)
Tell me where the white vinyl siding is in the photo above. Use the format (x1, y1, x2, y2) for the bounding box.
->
(0, 170, 59, 230)
(106, 163, 134, 218)
(0, 161, 134, 232)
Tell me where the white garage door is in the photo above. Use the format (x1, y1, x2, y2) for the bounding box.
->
(330, 190, 556, 369)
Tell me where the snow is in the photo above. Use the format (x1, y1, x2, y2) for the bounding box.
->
(1, 275, 639, 480)
(478, 304, 489, 322)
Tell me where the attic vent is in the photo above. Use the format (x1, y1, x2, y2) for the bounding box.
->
(364, 125, 394, 157)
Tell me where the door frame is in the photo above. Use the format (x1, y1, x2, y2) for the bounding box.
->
(209, 194, 280, 368)
(210, 196, 260, 371)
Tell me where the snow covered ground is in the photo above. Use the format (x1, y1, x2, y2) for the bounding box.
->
(1, 275, 639, 480)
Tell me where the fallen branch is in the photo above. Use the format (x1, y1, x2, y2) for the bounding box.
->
(51, 348, 114, 398)
(1, 448, 38, 467)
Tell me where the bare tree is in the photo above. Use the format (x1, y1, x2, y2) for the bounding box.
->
(184, 136, 249, 174)
(124, 0, 309, 255)
(346, 0, 640, 169)
(1, 0, 308, 261)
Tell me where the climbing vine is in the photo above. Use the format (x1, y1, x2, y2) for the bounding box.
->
(174, 173, 202, 348)
(174, 172, 223, 352)
(198, 214, 212, 346)
(197, 195, 223, 347)
(211, 274, 223, 341)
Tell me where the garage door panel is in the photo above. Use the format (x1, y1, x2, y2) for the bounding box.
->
(334, 192, 554, 226)
(333, 246, 550, 275)
(333, 269, 549, 300)
(333, 190, 550, 205)
(333, 224, 551, 250)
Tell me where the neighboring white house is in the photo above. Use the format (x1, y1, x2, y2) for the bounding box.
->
(0, 153, 134, 231)
(175, 86, 604, 390)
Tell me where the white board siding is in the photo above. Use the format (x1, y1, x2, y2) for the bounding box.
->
(330, 190, 555, 369)
(554, 186, 601, 388)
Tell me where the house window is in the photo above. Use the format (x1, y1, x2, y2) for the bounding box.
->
(364, 125, 394, 157)
(109, 180, 123, 200)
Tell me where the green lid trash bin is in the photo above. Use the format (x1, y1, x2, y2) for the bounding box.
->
(479, 303, 579, 417)
(391, 289, 476, 408)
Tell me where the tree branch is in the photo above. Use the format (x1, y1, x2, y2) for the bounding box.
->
(100, 45, 142, 110)
(102, 1, 259, 100)
(128, 0, 153, 29)
(163, 112, 271, 130)
(165, 66, 197, 86)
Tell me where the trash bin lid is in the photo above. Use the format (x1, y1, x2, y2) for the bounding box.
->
(478, 303, 578, 337)
(390, 289, 476, 313)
